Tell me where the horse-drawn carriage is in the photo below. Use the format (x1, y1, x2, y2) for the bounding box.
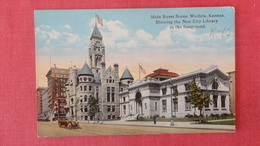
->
(58, 120, 80, 129)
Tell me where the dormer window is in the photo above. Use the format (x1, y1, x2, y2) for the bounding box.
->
(84, 77, 87, 81)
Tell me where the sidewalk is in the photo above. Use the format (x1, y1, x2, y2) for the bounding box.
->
(80, 119, 235, 131)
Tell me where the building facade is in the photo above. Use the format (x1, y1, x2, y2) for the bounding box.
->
(45, 66, 69, 120)
(41, 88, 49, 118)
(119, 65, 231, 119)
(36, 87, 47, 118)
(228, 71, 235, 114)
(65, 26, 129, 121)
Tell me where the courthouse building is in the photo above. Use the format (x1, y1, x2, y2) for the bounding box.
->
(65, 25, 132, 121)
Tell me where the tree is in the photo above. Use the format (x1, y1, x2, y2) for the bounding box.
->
(187, 79, 212, 123)
(172, 87, 178, 115)
(88, 96, 99, 118)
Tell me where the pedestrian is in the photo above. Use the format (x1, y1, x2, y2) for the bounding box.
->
(153, 115, 157, 124)
(97, 117, 100, 124)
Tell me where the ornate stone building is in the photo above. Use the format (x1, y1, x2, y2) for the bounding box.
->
(65, 26, 131, 121)
(119, 65, 231, 119)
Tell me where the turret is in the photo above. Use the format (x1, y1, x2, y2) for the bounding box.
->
(120, 68, 134, 85)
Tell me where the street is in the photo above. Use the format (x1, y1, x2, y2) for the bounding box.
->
(38, 121, 233, 137)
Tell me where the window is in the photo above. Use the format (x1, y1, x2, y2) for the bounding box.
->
(80, 86, 82, 91)
(162, 88, 167, 95)
(112, 115, 115, 119)
(107, 105, 111, 112)
(84, 86, 87, 91)
(112, 106, 115, 112)
(108, 115, 111, 119)
(162, 100, 167, 111)
(112, 93, 115, 102)
(213, 95, 218, 108)
(221, 96, 226, 108)
(123, 105, 126, 114)
(96, 86, 99, 98)
(123, 97, 126, 102)
(84, 77, 87, 81)
(89, 78, 92, 82)
(107, 87, 110, 102)
(121, 88, 123, 92)
(185, 97, 191, 110)
(173, 98, 178, 111)
(84, 95, 87, 102)
(84, 107, 88, 112)
(89, 86, 92, 91)
(111, 87, 115, 102)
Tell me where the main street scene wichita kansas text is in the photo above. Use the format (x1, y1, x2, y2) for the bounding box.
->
(35, 7, 235, 137)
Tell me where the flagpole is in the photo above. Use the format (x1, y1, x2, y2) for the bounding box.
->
(139, 63, 140, 80)
(95, 14, 97, 27)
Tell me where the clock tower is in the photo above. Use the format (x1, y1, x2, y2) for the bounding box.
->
(89, 25, 105, 74)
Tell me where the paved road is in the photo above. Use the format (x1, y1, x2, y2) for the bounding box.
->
(38, 121, 234, 137)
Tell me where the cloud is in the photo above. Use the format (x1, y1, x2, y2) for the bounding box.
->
(47, 29, 61, 39)
(135, 30, 154, 41)
(64, 24, 71, 29)
(39, 25, 50, 28)
(117, 40, 138, 50)
(62, 32, 81, 44)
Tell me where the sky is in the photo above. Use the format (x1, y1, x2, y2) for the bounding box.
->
(35, 7, 235, 87)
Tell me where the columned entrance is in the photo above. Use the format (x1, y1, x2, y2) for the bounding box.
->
(135, 92, 142, 114)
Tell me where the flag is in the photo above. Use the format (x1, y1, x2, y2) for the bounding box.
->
(139, 64, 146, 74)
(95, 14, 103, 26)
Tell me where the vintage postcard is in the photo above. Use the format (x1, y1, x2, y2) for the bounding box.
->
(35, 7, 235, 137)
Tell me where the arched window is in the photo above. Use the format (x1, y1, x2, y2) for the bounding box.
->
(84, 95, 87, 102)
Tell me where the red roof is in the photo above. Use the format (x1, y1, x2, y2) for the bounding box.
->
(145, 68, 179, 78)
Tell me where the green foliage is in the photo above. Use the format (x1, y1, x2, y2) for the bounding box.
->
(187, 79, 212, 116)
(88, 96, 99, 116)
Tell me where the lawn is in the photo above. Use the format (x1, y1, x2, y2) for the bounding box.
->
(203, 120, 236, 125)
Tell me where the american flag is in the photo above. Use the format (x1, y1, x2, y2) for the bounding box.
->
(95, 14, 103, 26)
(139, 64, 146, 74)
